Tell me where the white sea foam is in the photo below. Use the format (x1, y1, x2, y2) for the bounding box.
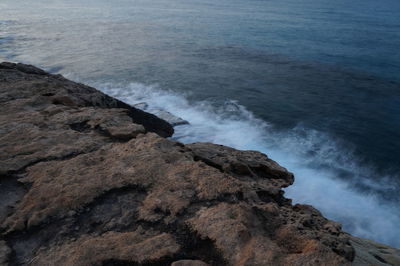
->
(96, 81, 400, 247)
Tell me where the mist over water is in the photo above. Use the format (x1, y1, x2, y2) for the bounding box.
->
(2, 0, 400, 247)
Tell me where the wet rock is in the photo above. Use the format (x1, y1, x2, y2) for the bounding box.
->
(133, 102, 149, 110)
(152, 109, 189, 126)
(133, 102, 188, 126)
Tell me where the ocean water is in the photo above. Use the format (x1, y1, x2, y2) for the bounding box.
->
(1, 0, 400, 247)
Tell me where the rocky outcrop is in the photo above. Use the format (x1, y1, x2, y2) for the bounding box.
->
(0, 62, 173, 141)
(0, 63, 398, 266)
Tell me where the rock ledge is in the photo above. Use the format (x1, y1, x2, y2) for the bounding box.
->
(0, 63, 398, 266)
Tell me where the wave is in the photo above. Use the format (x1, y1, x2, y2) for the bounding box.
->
(89, 81, 400, 247)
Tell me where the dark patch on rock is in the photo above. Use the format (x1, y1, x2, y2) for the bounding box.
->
(0, 62, 47, 75)
(0, 176, 27, 225)
(69, 120, 91, 132)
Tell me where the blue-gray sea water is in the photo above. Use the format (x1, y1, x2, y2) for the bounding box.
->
(1, 0, 400, 247)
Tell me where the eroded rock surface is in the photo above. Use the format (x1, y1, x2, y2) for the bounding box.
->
(32, 228, 181, 266)
(0, 63, 397, 266)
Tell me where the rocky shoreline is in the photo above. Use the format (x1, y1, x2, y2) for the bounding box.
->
(0, 62, 399, 266)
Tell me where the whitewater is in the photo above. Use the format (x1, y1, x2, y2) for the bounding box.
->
(86, 81, 400, 248)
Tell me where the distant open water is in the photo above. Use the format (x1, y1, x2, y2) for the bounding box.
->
(1, 0, 400, 247)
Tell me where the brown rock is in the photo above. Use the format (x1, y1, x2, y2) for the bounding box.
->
(188, 202, 351, 265)
(1, 133, 241, 232)
(103, 123, 145, 140)
(171, 260, 210, 266)
(32, 228, 180, 266)
(187, 142, 294, 188)
(0, 62, 173, 141)
(0, 104, 144, 175)
(1, 63, 396, 266)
